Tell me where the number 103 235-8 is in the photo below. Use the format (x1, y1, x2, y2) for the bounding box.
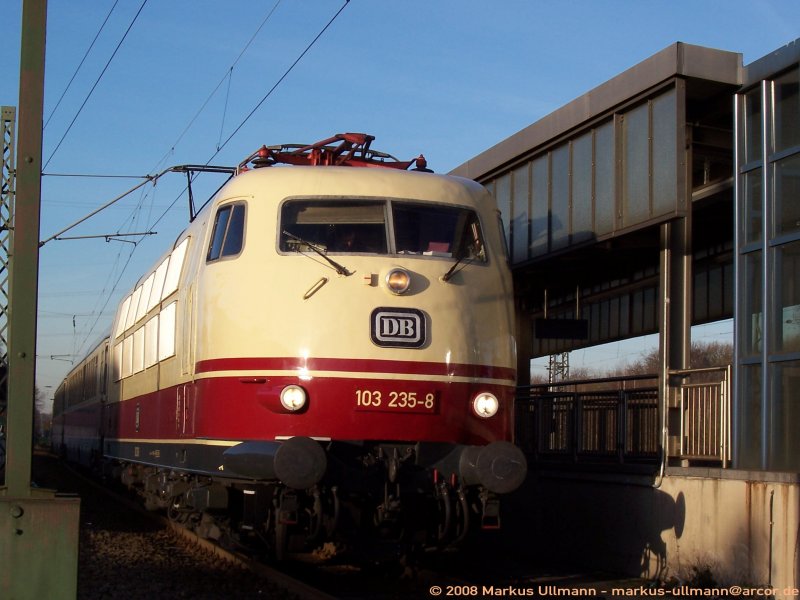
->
(355, 389, 437, 411)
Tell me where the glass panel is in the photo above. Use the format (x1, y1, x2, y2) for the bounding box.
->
(771, 240, 800, 354)
(512, 163, 530, 262)
(642, 287, 656, 332)
(122, 336, 133, 379)
(773, 153, 800, 238)
(774, 67, 800, 153)
(743, 169, 763, 244)
(135, 273, 155, 323)
(496, 214, 509, 260)
(623, 103, 650, 226)
(594, 121, 615, 235)
(114, 295, 132, 339)
(393, 203, 486, 261)
(652, 90, 677, 215)
(221, 204, 246, 257)
(147, 257, 169, 312)
(144, 316, 159, 369)
(694, 268, 708, 322)
(769, 360, 800, 471)
(619, 295, 630, 337)
(740, 251, 763, 357)
(609, 297, 620, 338)
(494, 174, 511, 253)
(736, 363, 762, 469)
(632, 289, 644, 334)
(125, 286, 142, 331)
(207, 205, 231, 261)
(743, 88, 762, 164)
(163, 238, 189, 299)
(572, 133, 592, 243)
(723, 262, 734, 316)
(281, 199, 388, 254)
(113, 342, 122, 382)
(531, 156, 549, 255)
(158, 302, 177, 361)
(132, 327, 145, 374)
(551, 145, 570, 250)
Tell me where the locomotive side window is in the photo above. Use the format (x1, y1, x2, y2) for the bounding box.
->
(280, 200, 388, 254)
(207, 203, 246, 261)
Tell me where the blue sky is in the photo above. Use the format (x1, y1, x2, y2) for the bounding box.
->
(1, 0, 798, 401)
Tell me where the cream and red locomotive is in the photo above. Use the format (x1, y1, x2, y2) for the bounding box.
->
(52, 134, 526, 557)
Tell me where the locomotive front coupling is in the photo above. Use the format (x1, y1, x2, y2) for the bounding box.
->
(222, 437, 327, 489)
(429, 440, 527, 494)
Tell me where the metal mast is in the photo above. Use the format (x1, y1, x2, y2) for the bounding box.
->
(0, 2, 80, 598)
(0, 106, 14, 447)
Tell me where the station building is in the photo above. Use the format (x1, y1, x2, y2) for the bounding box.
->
(452, 39, 800, 590)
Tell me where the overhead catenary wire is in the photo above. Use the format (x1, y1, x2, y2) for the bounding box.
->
(151, 0, 283, 174)
(43, 0, 120, 131)
(39, 172, 159, 247)
(43, 0, 149, 170)
(209, 0, 350, 163)
(47, 1, 350, 361)
(147, 0, 351, 231)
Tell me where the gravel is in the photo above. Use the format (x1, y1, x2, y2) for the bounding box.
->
(32, 453, 296, 600)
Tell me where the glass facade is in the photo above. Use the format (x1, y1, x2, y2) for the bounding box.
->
(489, 85, 681, 265)
(736, 62, 800, 471)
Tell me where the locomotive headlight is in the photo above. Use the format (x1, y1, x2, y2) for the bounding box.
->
(280, 385, 307, 411)
(385, 268, 411, 294)
(472, 392, 499, 418)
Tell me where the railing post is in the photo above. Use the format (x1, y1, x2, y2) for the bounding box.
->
(618, 390, 626, 464)
(572, 392, 580, 463)
(532, 393, 541, 460)
(679, 385, 686, 459)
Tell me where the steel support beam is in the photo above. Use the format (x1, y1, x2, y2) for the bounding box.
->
(659, 217, 692, 469)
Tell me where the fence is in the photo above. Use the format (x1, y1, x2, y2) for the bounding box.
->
(515, 366, 732, 468)
(515, 374, 660, 466)
(673, 365, 731, 467)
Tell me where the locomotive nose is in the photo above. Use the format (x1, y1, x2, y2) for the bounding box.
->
(222, 437, 327, 489)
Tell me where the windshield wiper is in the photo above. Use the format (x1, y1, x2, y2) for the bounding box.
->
(282, 230, 352, 276)
(442, 252, 474, 282)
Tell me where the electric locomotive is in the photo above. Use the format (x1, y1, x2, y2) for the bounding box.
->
(52, 134, 526, 558)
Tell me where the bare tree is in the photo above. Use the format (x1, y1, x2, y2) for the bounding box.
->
(531, 340, 733, 384)
(34, 386, 51, 447)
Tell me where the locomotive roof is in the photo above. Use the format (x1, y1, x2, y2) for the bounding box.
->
(214, 165, 491, 208)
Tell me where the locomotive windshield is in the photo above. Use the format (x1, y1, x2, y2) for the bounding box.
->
(280, 199, 486, 261)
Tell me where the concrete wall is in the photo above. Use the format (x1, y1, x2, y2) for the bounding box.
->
(507, 470, 800, 592)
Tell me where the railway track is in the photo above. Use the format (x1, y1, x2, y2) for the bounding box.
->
(31, 452, 335, 600)
(31, 452, 648, 600)
(31, 452, 481, 600)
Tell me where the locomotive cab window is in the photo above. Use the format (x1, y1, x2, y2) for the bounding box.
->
(393, 203, 486, 262)
(281, 200, 388, 254)
(279, 198, 486, 261)
(208, 203, 246, 261)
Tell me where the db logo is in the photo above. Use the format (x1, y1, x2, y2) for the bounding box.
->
(371, 308, 427, 348)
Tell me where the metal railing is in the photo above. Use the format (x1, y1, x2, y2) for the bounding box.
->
(515, 374, 659, 466)
(515, 366, 732, 469)
(673, 365, 731, 467)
